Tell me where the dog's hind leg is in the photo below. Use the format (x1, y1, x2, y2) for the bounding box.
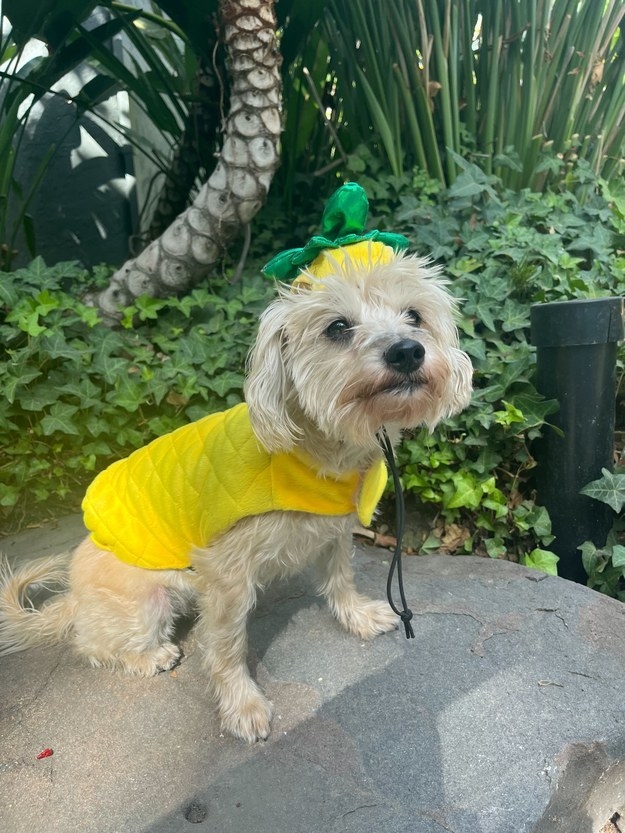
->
(73, 585, 183, 676)
(69, 539, 192, 676)
(317, 531, 399, 640)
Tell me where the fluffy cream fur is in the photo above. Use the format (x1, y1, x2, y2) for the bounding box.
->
(0, 251, 472, 742)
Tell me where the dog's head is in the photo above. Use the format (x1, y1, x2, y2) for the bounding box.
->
(245, 240, 473, 453)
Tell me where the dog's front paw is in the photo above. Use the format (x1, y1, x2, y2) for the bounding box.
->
(337, 598, 399, 640)
(220, 689, 274, 743)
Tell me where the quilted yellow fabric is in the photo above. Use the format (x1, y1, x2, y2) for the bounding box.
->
(82, 403, 387, 570)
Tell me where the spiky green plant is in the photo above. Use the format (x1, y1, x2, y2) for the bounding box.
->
(316, 0, 625, 188)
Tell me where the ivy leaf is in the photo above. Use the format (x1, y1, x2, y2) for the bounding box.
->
(475, 301, 496, 331)
(580, 468, 625, 513)
(12, 305, 48, 336)
(40, 403, 81, 436)
(444, 471, 484, 510)
(3, 368, 43, 403)
(205, 372, 245, 397)
(111, 373, 147, 412)
(522, 549, 559, 576)
(493, 150, 523, 172)
(18, 385, 62, 411)
(0, 279, 19, 307)
(448, 173, 491, 200)
(517, 504, 552, 541)
(500, 299, 530, 331)
(22, 256, 48, 279)
(494, 401, 525, 427)
(35, 289, 60, 315)
(509, 393, 559, 428)
(579, 540, 599, 576)
(55, 378, 103, 409)
(610, 545, 625, 569)
(0, 485, 20, 507)
(485, 537, 507, 558)
(41, 331, 86, 360)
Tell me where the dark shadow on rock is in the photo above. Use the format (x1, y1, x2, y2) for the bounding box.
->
(143, 663, 456, 833)
(534, 741, 625, 833)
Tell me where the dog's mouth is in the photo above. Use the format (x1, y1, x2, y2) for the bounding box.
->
(375, 377, 425, 396)
(344, 374, 428, 407)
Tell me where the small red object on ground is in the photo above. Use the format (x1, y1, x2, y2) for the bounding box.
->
(36, 748, 53, 759)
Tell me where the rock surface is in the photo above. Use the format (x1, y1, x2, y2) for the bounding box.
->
(1, 516, 625, 833)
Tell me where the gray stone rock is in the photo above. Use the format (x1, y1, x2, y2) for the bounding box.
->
(1, 517, 624, 832)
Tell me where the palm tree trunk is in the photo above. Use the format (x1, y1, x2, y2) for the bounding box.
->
(92, 0, 282, 324)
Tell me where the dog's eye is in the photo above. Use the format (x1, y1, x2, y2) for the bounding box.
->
(405, 309, 422, 327)
(324, 318, 353, 342)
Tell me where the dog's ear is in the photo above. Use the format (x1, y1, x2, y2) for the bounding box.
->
(244, 301, 300, 452)
(447, 348, 473, 416)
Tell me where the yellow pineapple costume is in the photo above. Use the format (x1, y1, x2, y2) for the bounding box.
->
(82, 403, 386, 570)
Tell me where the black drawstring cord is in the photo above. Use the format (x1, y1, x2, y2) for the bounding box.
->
(377, 428, 415, 639)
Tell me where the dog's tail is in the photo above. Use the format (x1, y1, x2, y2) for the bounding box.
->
(0, 554, 77, 655)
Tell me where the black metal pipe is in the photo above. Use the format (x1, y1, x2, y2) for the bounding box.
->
(530, 297, 624, 583)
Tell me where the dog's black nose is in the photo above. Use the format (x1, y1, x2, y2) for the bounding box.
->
(384, 339, 425, 374)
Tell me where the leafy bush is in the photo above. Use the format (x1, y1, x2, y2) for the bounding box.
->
(0, 258, 273, 530)
(382, 155, 625, 567)
(313, 0, 625, 189)
(579, 467, 625, 599)
(2, 159, 624, 578)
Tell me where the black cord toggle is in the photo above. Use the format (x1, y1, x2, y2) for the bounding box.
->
(400, 608, 415, 639)
(377, 428, 415, 640)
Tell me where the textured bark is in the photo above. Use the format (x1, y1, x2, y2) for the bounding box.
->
(93, 0, 282, 323)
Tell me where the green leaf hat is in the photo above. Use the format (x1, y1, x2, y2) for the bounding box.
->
(262, 182, 409, 283)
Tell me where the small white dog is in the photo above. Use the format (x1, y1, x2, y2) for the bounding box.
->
(0, 206, 472, 742)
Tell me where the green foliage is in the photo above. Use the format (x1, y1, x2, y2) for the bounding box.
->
(3, 157, 624, 581)
(385, 157, 625, 567)
(303, 0, 625, 191)
(580, 534, 625, 601)
(522, 549, 559, 576)
(0, 1, 211, 267)
(0, 4, 134, 267)
(579, 467, 625, 598)
(0, 258, 274, 530)
(581, 468, 625, 513)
